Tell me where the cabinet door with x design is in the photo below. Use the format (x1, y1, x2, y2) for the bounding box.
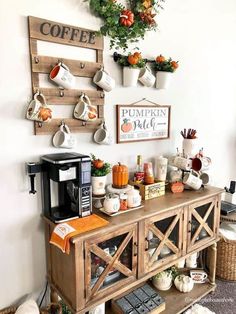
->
(84, 224, 138, 304)
(144, 208, 183, 273)
(187, 196, 220, 253)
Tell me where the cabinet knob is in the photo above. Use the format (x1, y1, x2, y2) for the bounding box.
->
(145, 238, 149, 251)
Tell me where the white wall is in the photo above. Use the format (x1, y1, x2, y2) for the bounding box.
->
(1, 0, 236, 308)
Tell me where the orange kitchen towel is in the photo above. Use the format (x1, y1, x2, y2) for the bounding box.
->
(50, 214, 109, 254)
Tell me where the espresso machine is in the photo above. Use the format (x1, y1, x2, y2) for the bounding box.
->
(27, 153, 92, 223)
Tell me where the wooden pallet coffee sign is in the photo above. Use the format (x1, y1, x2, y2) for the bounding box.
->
(116, 103, 171, 143)
(28, 16, 104, 135)
(28, 16, 103, 49)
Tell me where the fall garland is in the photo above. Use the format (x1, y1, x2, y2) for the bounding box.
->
(88, 0, 165, 50)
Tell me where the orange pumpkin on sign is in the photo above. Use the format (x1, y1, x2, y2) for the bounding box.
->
(121, 119, 132, 133)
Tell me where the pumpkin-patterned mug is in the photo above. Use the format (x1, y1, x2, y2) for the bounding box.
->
(74, 94, 97, 122)
(26, 91, 52, 123)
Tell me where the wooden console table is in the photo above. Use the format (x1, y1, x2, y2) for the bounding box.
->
(44, 186, 223, 314)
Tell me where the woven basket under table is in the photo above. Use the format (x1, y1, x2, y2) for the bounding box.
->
(216, 236, 236, 281)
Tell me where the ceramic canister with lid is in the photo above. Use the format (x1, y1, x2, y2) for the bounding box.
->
(127, 187, 141, 208)
(103, 194, 120, 213)
(156, 156, 168, 181)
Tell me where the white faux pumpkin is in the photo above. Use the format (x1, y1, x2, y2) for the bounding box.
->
(174, 275, 194, 293)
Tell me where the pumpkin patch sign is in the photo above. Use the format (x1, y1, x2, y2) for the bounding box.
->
(116, 104, 170, 143)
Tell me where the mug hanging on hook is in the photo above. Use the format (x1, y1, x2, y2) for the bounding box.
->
(93, 67, 115, 92)
(93, 120, 113, 145)
(74, 93, 97, 122)
(49, 62, 75, 89)
(26, 91, 52, 123)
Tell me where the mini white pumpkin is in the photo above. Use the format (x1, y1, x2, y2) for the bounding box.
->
(174, 275, 194, 293)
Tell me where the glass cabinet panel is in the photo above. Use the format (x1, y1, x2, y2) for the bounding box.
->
(187, 197, 218, 252)
(85, 225, 137, 302)
(144, 208, 183, 273)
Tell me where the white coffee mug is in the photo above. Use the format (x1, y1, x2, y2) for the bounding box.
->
(183, 171, 203, 190)
(26, 91, 52, 123)
(50, 62, 75, 89)
(199, 172, 210, 185)
(93, 69, 115, 92)
(186, 252, 198, 268)
(93, 122, 112, 145)
(191, 156, 211, 172)
(74, 94, 97, 121)
(139, 67, 156, 87)
(173, 156, 192, 171)
(52, 124, 76, 149)
(156, 156, 168, 181)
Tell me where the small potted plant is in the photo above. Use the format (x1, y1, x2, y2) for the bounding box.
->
(154, 54, 179, 89)
(152, 267, 178, 291)
(91, 154, 111, 196)
(117, 52, 147, 87)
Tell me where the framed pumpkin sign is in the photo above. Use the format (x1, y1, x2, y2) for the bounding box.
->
(116, 103, 171, 143)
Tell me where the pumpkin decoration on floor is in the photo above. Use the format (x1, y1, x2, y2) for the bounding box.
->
(112, 162, 129, 188)
(88, 0, 165, 50)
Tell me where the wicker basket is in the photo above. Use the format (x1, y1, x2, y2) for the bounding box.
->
(216, 237, 236, 281)
(0, 306, 17, 314)
(0, 303, 62, 314)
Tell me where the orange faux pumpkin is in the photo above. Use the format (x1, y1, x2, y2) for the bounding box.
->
(170, 182, 184, 193)
(93, 159, 104, 169)
(112, 162, 129, 188)
(171, 60, 179, 70)
(156, 55, 165, 63)
(119, 10, 134, 27)
(128, 54, 139, 65)
(133, 52, 142, 60)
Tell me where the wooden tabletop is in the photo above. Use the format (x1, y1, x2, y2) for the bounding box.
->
(44, 186, 223, 242)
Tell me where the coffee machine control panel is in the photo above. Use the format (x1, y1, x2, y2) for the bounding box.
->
(81, 186, 92, 217)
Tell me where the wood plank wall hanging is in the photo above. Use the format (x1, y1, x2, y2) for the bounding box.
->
(116, 100, 171, 143)
(28, 16, 104, 135)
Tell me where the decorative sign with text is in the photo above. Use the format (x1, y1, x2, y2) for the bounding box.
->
(116, 104, 171, 143)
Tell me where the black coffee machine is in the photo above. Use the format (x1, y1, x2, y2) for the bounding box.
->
(27, 152, 92, 223)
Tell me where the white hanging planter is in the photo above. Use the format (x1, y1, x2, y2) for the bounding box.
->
(123, 67, 140, 87)
(91, 175, 107, 196)
(155, 71, 173, 89)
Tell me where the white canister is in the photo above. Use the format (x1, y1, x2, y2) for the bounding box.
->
(127, 187, 141, 208)
(123, 67, 140, 87)
(155, 71, 173, 89)
(103, 194, 120, 213)
(182, 138, 196, 157)
(156, 156, 168, 181)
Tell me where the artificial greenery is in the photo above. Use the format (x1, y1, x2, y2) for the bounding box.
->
(60, 301, 72, 314)
(91, 154, 111, 177)
(154, 57, 179, 73)
(153, 266, 179, 280)
(87, 0, 165, 50)
(117, 53, 147, 68)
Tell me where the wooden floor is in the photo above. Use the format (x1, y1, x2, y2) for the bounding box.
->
(106, 282, 215, 314)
